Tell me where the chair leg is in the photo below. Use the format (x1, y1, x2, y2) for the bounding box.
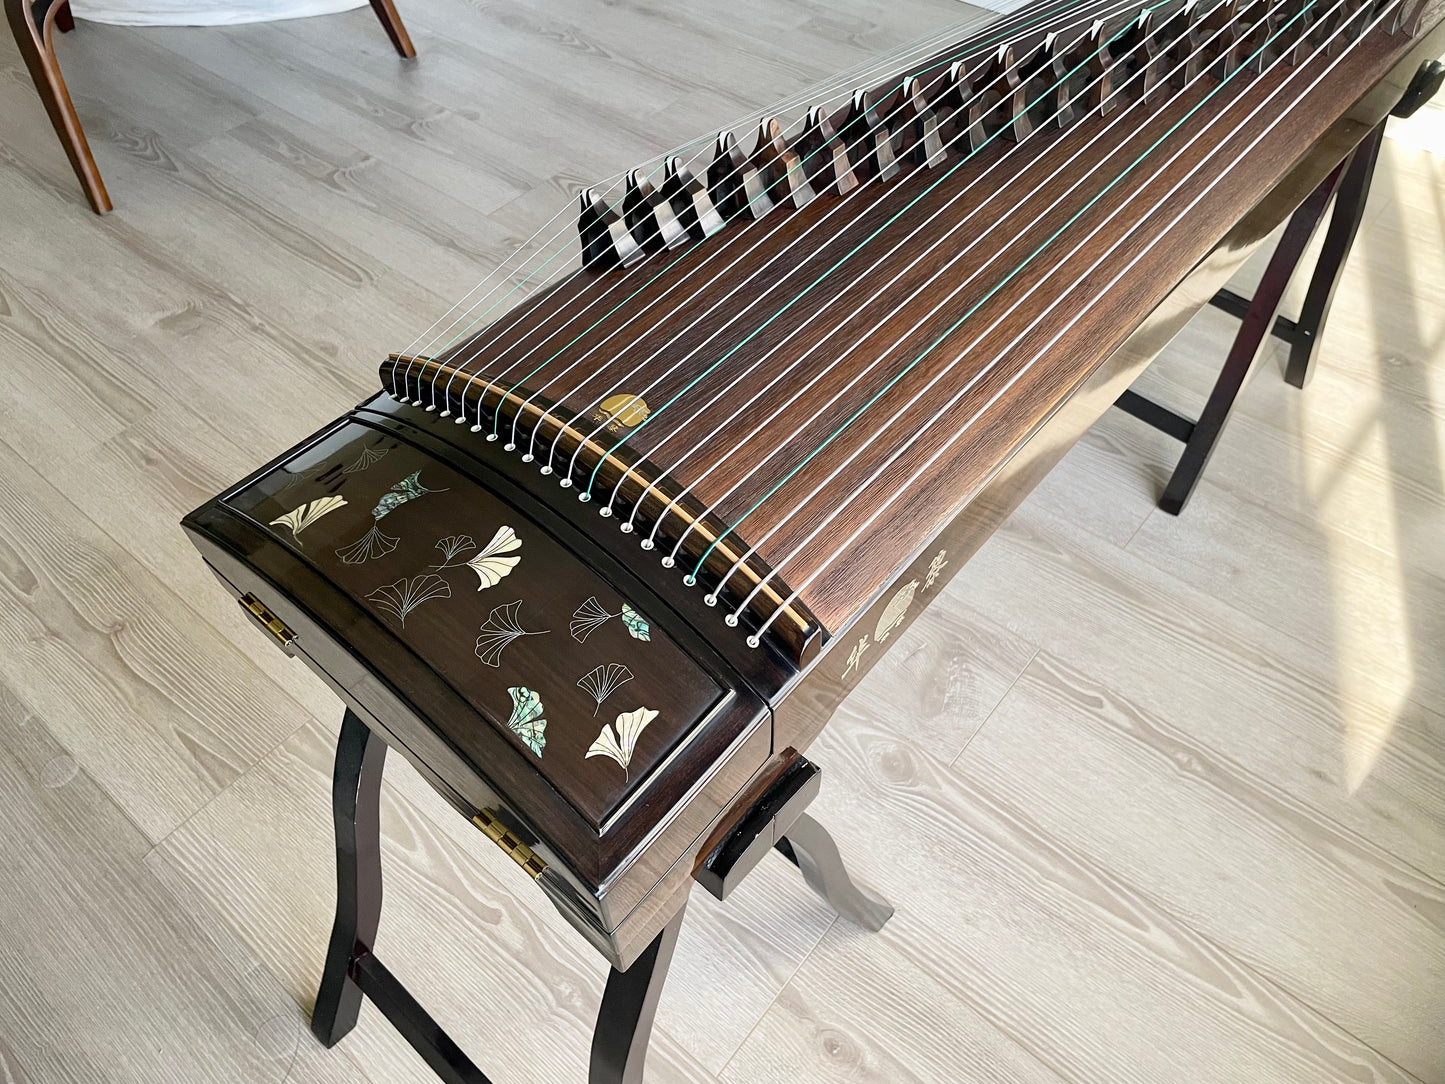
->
(775, 812, 894, 931)
(312, 710, 388, 1048)
(589, 898, 688, 1084)
(367, 0, 416, 58)
(1283, 119, 1385, 389)
(4, 0, 111, 213)
(1158, 153, 1352, 515)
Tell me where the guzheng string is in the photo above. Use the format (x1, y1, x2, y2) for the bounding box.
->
(638, 0, 1283, 566)
(393, 16, 1000, 383)
(406, 0, 1110, 412)
(424, 0, 1139, 432)
(398, 3, 1021, 402)
(528, 4, 1144, 471)
(613, 0, 1248, 535)
(560, 6, 1162, 496)
(738, 0, 1397, 646)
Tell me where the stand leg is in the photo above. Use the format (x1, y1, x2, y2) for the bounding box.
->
(1158, 152, 1352, 515)
(776, 813, 894, 931)
(1283, 119, 1385, 389)
(367, 0, 416, 58)
(312, 710, 388, 1048)
(4, 0, 111, 212)
(589, 898, 688, 1084)
(53, 0, 71, 30)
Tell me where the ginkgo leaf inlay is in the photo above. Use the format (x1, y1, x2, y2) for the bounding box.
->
(366, 573, 451, 627)
(474, 601, 548, 667)
(467, 525, 521, 590)
(343, 445, 390, 474)
(505, 686, 546, 757)
(372, 471, 444, 520)
(431, 534, 477, 568)
(576, 663, 634, 716)
(336, 524, 399, 565)
(270, 495, 347, 540)
(569, 597, 651, 643)
(586, 707, 658, 779)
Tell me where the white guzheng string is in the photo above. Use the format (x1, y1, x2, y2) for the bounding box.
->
(512, 1, 1146, 471)
(404, 0, 1101, 412)
(393, 4, 1014, 400)
(627, 0, 1266, 556)
(394, 15, 991, 378)
(423, 0, 1133, 430)
(545, 1, 1176, 494)
(738, 0, 1395, 647)
(527, 5, 1142, 467)
(615, 0, 1240, 537)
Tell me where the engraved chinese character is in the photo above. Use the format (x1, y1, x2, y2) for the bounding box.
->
(843, 635, 870, 677)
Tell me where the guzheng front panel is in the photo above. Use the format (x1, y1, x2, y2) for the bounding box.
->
(222, 422, 735, 831)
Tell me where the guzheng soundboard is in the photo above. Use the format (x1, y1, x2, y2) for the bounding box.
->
(185, 0, 1444, 976)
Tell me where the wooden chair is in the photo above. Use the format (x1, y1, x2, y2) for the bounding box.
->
(4, 0, 415, 214)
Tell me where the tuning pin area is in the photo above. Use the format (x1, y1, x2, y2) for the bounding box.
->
(572, 0, 1385, 272)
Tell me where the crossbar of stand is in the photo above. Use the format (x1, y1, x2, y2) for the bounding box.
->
(310, 710, 892, 1084)
(1111, 115, 1387, 515)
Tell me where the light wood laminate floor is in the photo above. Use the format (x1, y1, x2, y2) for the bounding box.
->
(1, 0, 1442, 1081)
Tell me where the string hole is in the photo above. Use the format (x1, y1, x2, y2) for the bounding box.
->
(599, 507, 612, 518)
(746, 635, 760, 649)
(725, 614, 739, 627)
(704, 595, 717, 607)
(559, 477, 572, 488)
(578, 493, 591, 503)
(504, 443, 517, 452)
(661, 557, 675, 569)
(619, 522, 632, 533)
(683, 575, 697, 587)
(470, 425, 483, 433)
(439, 410, 450, 418)
(640, 539, 654, 551)
(424, 405, 436, 412)
(454, 417, 467, 425)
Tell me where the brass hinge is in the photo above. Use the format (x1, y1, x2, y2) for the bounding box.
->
(472, 808, 547, 879)
(239, 593, 296, 652)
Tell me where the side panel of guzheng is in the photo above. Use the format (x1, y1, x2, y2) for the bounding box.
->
(183, 415, 777, 968)
(776, 41, 1445, 753)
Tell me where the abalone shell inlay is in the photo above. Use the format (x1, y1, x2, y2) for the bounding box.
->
(226, 421, 729, 832)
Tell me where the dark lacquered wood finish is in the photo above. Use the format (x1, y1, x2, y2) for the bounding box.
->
(187, 0, 1445, 975)
(384, 0, 1442, 658)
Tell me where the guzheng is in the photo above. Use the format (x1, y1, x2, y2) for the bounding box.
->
(185, 0, 1444, 978)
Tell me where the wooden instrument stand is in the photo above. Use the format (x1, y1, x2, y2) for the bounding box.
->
(1113, 104, 1410, 515)
(312, 710, 892, 1084)
(3, 0, 415, 214)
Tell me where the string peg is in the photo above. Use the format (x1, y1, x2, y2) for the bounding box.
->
(708, 129, 772, 220)
(1201, 0, 1242, 77)
(1019, 32, 1074, 130)
(660, 156, 724, 240)
(1232, 0, 1278, 74)
(751, 117, 815, 210)
(933, 60, 980, 148)
(839, 88, 900, 183)
(977, 44, 1032, 144)
(623, 168, 688, 252)
(1158, 0, 1206, 87)
(891, 76, 947, 167)
(796, 105, 860, 196)
(1108, 9, 1162, 102)
(578, 187, 644, 269)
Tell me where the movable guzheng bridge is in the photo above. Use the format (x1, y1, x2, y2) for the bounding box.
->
(184, 0, 1445, 1078)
